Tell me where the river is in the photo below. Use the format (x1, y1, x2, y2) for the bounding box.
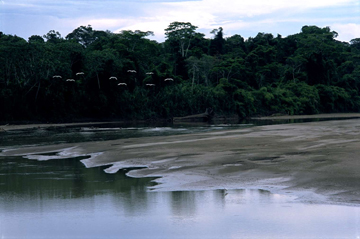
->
(1, 119, 359, 238)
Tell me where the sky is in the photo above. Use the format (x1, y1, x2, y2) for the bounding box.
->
(1, 0, 359, 43)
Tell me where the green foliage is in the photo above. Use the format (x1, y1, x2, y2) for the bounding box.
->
(285, 82, 320, 114)
(0, 23, 359, 122)
(165, 22, 199, 58)
(316, 84, 353, 112)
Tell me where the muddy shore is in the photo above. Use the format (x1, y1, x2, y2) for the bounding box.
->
(2, 112, 360, 131)
(1, 113, 360, 205)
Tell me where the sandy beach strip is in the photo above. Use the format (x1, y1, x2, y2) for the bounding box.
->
(2, 113, 360, 131)
(251, 113, 360, 120)
(0, 121, 123, 131)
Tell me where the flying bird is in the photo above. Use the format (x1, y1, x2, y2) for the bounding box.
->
(146, 84, 155, 86)
(52, 75, 62, 79)
(76, 72, 84, 75)
(146, 72, 154, 75)
(127, 70, 136, 73)
(164, 78, 174, 81)
(66, 79, 75, 82)
(109, 76, 118, 80)
(118, 83, 127, 86)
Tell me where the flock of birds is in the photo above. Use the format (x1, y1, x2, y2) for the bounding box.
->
(52, 71, 174, 87)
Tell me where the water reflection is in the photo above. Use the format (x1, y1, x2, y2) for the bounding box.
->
(171, 191, 199, 218)
(0, 156, 156, 200)
(0, 154, 359, 239)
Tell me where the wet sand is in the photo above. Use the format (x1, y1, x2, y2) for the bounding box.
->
(0, 121, 119, 131)
(1, 114, 360, 205)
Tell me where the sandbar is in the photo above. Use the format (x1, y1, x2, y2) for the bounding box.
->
(1, 114, 360, 206)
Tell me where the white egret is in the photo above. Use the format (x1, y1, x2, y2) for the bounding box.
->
(118, 83, 127, 86)
(146, 84, 155, 86)
(127, 70, 136, 73)
(109, 76, 118, 80)
(66, 79, 75, 82)
(146, 72, 154, 75)
(164, 78, 174, 81)
(52, 75, 62, 79)
(76, 72, 84, 75)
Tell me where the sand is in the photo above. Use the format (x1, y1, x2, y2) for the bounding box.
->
(0, 121, 117, 131)
(1, 114, 360, 206)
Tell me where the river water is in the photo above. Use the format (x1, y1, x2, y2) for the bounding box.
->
(1, 121, 359, 239)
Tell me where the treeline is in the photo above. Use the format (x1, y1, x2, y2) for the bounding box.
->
(1, 23, 360, 122)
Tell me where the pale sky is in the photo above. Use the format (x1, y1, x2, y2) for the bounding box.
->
(1, 0, 359, 42)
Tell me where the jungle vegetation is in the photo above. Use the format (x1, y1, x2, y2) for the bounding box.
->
(1, 22, 360, 122)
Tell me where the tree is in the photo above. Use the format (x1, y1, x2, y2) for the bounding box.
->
(350, 38, 360, 52)
(28, 35, 45, 44)
(210, 27, 225, 55)
(43, 30, 63, 44)
(285, 55, 306, 82)
(115, 30, 160, 80)
(224, 34, 246, 58)
(294, 26, 343, 85)
(165, 22, 199, 58)
(1, 23, 359, 122)
(116, 30, 154, 52)
(66, 25, 97, 47)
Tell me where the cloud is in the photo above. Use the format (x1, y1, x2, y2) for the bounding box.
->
(161, 0, 356, 19)
(1, 0, 358, 42)
(111, 0, 359, 41)
(332, 23, 360, 41)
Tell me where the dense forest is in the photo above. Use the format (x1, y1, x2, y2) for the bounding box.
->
(1, 22, 360, 122)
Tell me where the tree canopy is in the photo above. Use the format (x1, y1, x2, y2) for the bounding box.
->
(0, 23, 359, 122)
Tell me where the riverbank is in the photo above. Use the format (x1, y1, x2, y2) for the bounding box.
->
(0, 121, 106, 131)
(251, 112, 360, 120)
(1, 115, 360, 206)
(2, 113, 360, 131)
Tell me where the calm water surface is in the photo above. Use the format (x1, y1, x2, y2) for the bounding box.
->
(1, 122, 360, 239)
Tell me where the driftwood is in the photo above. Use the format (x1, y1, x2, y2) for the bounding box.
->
(173, 108, 214, 122)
